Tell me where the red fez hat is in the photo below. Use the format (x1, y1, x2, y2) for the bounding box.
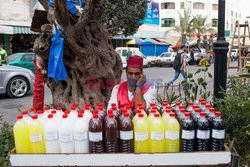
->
(127, 55, 143, 68)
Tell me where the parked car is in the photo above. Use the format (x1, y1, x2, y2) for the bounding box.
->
(155, 52, 176, 67)
(115, 47, 151, 68)
(0, 64, 34, 98)
(8, 53, 35, 73)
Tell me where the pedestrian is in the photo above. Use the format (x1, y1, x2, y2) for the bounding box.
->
(167, 45, 187, 88)
(0, 43, 8, 65)
(126, 48, 132, 60)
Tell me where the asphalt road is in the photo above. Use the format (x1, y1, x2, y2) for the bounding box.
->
(0, 62, 238, 125)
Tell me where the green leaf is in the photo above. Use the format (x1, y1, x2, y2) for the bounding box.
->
(195, 69, 202, 74)
(208, 72, 213, 78)
(197, 78, 204, 85)
(187, 73, 193, 78)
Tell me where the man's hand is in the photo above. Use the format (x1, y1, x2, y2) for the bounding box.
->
(136, 72, 146, 89)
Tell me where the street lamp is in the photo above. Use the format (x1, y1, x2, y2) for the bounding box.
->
(213, 0, 229, 99)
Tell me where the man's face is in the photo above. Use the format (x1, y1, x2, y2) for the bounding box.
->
(126, 67, 142, 86)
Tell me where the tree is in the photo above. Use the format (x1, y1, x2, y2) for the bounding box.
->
(34, 0, 146, 109)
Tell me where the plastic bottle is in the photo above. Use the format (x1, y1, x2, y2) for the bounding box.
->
(29, 107, 36, 116)
(207, 107, 216, 123)
(181, 112, 195, 152)
(148, 109, 157, 121)
(151, 106, 160, 114)
(125, 104, 134, 119)
(43, 106, 51, 118)
(211, 112, 225, 151)
(196, 112, 210, 151)
(13, 115, 31, 153)
(37, 110, 46, 125)
(164, 112, 180, 153)
(192, 108, 201, 125)
(162, 109, 171, 123)
(132, 109, 142, 124)
(56, 106, 64, 115)
(134, 113, 149, 153)
(186, 102, 194, 114)
(59, 114, 74, 153)
(84, 104, 93, 123)
(29, 115, 46, 153)
(105, 113, 120, 153)
(74, 113, 89, 153)
(69, 106, 78, 121)
(98, 103, 107, 121)
(173, 102, 181, 114)
(51, 110, 61, 125)
(119, 112, 134, 153)
(200, 101, 207, 112)
(177, 108, 186, 123)
(149, 113, 164, 153)
(21, 110, 32, 124)
(44, 114, 60, 153)
(89, 113, 104, 153)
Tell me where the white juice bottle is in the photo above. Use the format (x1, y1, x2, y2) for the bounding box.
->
(22, 110, 32, 124)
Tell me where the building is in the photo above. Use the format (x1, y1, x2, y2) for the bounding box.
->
(0, 0, 39, 53)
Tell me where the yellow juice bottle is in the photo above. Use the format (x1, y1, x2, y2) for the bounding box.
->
(132, 109, 142, 125)
(162, 109, 171, 122)
(148, 109, 157, 121)
(164, 112, 180, 152)
(134, 113, 149, 153)
(29, 115, 46, 153)
(13, 115, 31, 153)
(149, 113, 164, 153)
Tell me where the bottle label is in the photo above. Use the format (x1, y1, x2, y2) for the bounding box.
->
(135, 132, 148, 141)
(197, 130, 210, 139)
(151, 132, 164, 140)
(45, 131, 58, 141)
(59, 133, 73, 143)
(30, 134, 42, 142)
(120, 131, 133, 140)
(74, 131, 88, 141)
(181, 130, 195, 139)
(165, 131, 179, 140)
(212, 129, 225, 139)
(89, 132, 103, 142)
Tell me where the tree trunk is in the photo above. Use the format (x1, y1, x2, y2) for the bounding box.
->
(33, 0, 122, 109)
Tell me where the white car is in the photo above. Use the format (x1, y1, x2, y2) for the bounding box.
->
(115, 47, 151, 68)
(155, 52, 176, 67)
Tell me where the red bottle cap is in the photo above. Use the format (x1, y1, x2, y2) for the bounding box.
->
(51, 110, 57, 114)
(170, 112, 176, 117)
(188, 102, 194, 106)
(78, 113, 83, 118)
(78, 110, 84, 114)
(200, 112, 206, 117)
(71, 106, 76, 110)
(205, 104, 211, 108)
(17, 115, 23, 120)
(32, 115, 38, 119)
(30, 107, 36, 111)
(193, 105, 199, 109)
(71, 103, 78, 108)
(166, 106, 171, 110)
(125, 104, 131, 109)
(111, 103, 116, 107)
(209, 107, 215, 112)
(215, 112, 221, 117)
(139, 105, 144, 110)
(124, 112, 129, 117)
(48, 114, 53, 119)
(62, 114, 68, 119)
(180, 109, 186, 113)
(37, 110, 43, 114)
(136, 109, 141, 114)
(98, 105, 104, 110)
(85, 104, 90, 110)
(107, 110, 113, 114)
(162, 100, 168, 103)
(154, 113, 160, 117)
(152, 106, 157, 110)
(121, 108, 127, 113)
(151, 109, 156, 113)
(185, 112, 190, 117)
(179, 105, 185, 109)
(57, 106, 63, 110)
(175, 102, 180, 106)
(98, 103, 104, 107)
(137, 103, 143, 106)
(138, 113, 144, 118)
(195, 108, 200, 113)
(108, 113, 114, 118)
(201, 101, 206, 105)
(112, 106, 117, 110)
(22, 110, 28, 115)
(150, 102, 156, 106)
(64, 110, 70, 114)
(93, 109, 99, 115)
(198, 98, 204, 102)
(44, 106, 50, 110)
(166, 109, 171, 113)
(93, 113, 98, 119)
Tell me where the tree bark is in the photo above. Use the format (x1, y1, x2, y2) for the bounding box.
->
(34, 0, 122, 109)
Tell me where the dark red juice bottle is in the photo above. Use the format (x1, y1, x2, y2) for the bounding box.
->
(120, 112, 134, 153)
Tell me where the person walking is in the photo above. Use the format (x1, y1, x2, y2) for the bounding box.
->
(0, 44, 8, 65)
(167, 45, 187, 88)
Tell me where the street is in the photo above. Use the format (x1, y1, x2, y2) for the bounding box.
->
(0, 63, 238, 125)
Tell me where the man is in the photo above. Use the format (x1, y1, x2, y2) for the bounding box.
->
(0, 44, 8, 65)
(107, 55, 157, 111)
(167, 45, 187, 88)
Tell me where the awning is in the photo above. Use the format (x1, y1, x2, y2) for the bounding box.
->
(0, 25, 37, 34)
(126, 38, 145, 45)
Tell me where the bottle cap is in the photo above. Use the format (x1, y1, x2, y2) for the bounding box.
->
(136, 109, 141, 114)
(51, 110, 57, 114)
(62, 114, 68, 119)
(200, 112, 206, 117)
(215, 112, 221, 117)
(30, 107, 36, 111)
(78, 110, 84, 114)
(179, 105, 185, 109)
(166, 106, 171, 110)
(201, 101, 206, 105)
(166, 109, 171, 113)
(93, 109, 99, 115)
(152, 106, 157, 110)
(124, 112, 129, 117)
(57, 106, 63, 110)
(22, 110, 28, 115)
(125, 104, 131, 109)
(139, 105, 144, 110)
(37, 110, 43, 114)
(93, 113, 98, 119)
(121, 108, 127, 113)
(78, 113, 83, 118)
(154, 113, 160, 117)
(185, 112, 190, 117)
(180, 109, 186, 113)
(111, 106, 117, 110)
(64, 110, 70, 114)
(32, 115, 38, 119)
(71, 106, 76, 110)
(137, 103, 143, 106)
(170, 112, 175, 117)
(162, 100, 168, 103)
(17, 115, 23, 120)
(48, 114, 53, 119)
(205, 104, 211, 108)
(98, 103, 104, 107)
(98, 105, 104, 110)
(107, 110, 113, 114)
(138, 113, 144, 118)
(209, 107, 215, 112)
(193, 105, 199, 109)
(151, 109, 156, 113)
(195, 108, 200, 113)
(198, 98, 204, 102)
(84, 104, 90, 110)
(188, 102, 194, 106)
(150, 102, 156, 106)
(111, 103, 116, 107)
(108, 113, 114, 118)
(71, 103, 78, 108)
(175, 102, 180, 106)
(44, 106, 50, 110)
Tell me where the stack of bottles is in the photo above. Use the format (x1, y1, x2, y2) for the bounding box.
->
(13, 99, 225, 154)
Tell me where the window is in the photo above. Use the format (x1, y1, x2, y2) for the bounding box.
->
(193, 2, 204, 9)
(212, 4, 218, 10)
(212, 19, 218, 27)
(231, 11, 234, 17)
(226, 22, 229, 29)
(235, 12, 238, 18)
(21, 54, 34, 61)
(180, 2, 184, 9)
(161, 2, 175, 9)
(231, 24, 234, 32)
(161, 18, 175, 27)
